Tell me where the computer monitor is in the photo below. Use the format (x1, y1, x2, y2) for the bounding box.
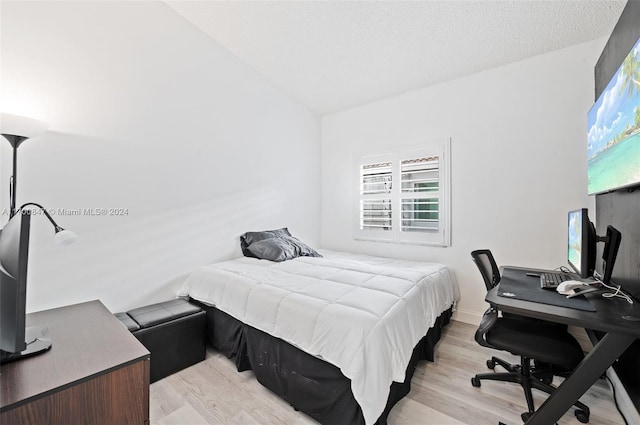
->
(0, 211, 51, 364)
(600, 225, 621, 285)
(567, 209, 596, 279)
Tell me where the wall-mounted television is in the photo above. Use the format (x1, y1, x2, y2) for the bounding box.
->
(587, 35, 640, 195)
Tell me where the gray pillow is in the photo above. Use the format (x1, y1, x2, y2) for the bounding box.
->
(240, 228, 291, 258)
(246, 235, 322, 262)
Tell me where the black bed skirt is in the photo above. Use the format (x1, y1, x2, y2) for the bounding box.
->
(192, 300, 453, 425)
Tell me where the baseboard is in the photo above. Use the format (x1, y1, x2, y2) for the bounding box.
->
(606, 366, 640, 425)
(452, 308, 481, 325)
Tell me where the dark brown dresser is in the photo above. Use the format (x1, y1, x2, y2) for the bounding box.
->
(0, 300, 150, 424)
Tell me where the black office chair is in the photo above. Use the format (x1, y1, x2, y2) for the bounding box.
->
(470, 249, 590, 423)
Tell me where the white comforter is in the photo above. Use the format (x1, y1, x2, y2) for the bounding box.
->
(177, 249, 459, 424)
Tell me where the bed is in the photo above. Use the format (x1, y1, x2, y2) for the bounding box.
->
(177, 249, 459, 424)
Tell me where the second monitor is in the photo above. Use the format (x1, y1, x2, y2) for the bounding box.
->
(567, 208, 596, 279)
(567, 208, 621, 285)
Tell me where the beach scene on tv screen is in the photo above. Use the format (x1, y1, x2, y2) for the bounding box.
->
(587, 36, 640, 195)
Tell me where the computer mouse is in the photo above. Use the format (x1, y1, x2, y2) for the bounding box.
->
(557, 280, 587, 295)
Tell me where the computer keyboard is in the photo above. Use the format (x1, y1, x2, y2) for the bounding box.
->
(540, 272, 572, 289)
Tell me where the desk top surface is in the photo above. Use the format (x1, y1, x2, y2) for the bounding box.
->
(486, 266, 640, 337)
(0, 300, 150, 411)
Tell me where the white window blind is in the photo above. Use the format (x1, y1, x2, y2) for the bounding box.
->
(355, 140, 451, 246)
(401, 156, 439, 233)
(360, 161, 393, 231)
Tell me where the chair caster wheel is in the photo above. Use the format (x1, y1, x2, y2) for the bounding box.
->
(575, 409, 589, 423)
(486, 359, 495, 369)
(471, 377, 481, 387)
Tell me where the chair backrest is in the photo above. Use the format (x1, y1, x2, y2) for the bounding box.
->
(471, 249, 502, 347)
(471, 249, 501, 291)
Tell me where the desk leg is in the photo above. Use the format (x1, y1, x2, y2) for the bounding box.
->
(525, 332, 635, 425)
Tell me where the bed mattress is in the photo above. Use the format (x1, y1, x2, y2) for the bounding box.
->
(177, 249, 459, 424)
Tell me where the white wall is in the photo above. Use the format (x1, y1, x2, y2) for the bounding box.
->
(321, 39, 603, 323)
(0, 1, 320, 313)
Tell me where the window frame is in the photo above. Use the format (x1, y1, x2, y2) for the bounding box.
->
(354, 139, 451, 247)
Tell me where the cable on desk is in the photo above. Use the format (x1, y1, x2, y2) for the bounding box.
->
(554, 266, 573, 274)
(592, 273, 634, 304)
(600, 283, 634, 304)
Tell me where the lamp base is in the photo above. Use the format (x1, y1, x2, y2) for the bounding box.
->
(0, 326, 52, 364)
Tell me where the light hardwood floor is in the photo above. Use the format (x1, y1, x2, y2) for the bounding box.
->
(150, 320, 625, 425)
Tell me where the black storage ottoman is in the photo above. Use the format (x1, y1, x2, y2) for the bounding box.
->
(115, 298, 206, 383)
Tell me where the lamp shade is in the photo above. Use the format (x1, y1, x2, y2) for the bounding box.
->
(0, 113, 48, 138)
(54, 229, 78, 246)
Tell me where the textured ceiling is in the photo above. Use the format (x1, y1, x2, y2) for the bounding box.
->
(166, 1, 626, 115)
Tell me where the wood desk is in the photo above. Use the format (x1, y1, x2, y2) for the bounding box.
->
(0, 300, 150, 425)
(487, 267, 640, 425)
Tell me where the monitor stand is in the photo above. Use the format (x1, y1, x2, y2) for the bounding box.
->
(0, 326, 52, 364)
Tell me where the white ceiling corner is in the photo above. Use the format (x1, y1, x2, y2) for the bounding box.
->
(165, 0, 627, 115)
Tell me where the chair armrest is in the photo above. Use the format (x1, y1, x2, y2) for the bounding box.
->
(474, 307, 498, 348)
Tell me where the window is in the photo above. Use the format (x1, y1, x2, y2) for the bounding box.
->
(355, 139, 451, 246)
